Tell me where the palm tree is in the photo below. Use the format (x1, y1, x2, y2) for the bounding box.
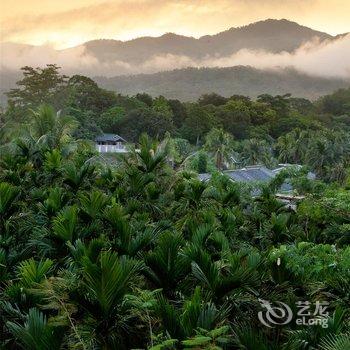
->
(276, 128, 310, 164)
(204, 128, 235, 170)
(241, 138, 275, 167)
(7, 308, 64, 350)
(80, 250, 144, 348)
(29, 104, 78, 149)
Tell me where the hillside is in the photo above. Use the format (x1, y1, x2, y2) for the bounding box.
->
(82, 19, 333, 64)
(1, 19, 348, 104)
(94, 66, 350, 101)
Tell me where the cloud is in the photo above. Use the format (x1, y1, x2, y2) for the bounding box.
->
(201, 35, 350, 78)
(1, 0, 350, 47)
(1, 1, 171, 46)
(1, 34, 349, 79)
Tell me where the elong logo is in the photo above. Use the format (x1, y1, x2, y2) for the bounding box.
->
(258, 299, 329, 328)
(258, 299, 293, 328)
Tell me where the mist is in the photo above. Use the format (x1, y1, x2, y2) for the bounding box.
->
(1, 34, 350, 79)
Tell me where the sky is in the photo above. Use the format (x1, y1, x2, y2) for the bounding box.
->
(1, 0, 350, 49)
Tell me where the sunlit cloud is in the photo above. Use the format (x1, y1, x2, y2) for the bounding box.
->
(1, 33, 349, 79)
(1, 0, 349, 48)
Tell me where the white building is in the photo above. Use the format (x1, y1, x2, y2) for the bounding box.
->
(95, 134, 128, 153)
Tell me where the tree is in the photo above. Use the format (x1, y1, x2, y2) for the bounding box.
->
(240, 138, 275, 167)
(29, 104, 78, 150)
(99, 106, 126, 133)
(168, 99, 188, 129)
(135, 93, 153, 107)
(6, 65, 68, 113)
(197, 152, 208, 173)
(67, 75, 117, 114)
(204, 128, 235, 170)
(121, 107, 174, 141)
(215, 100, 251, 139)
(317, 87, 350, 116)
(257, 93, 291, 117)
(198, 93, 228, 107)
(181, 104, 216, 144)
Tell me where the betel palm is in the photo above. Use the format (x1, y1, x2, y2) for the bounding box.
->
(5, 258, 55, 308)
(240, 138, 275, 167)
(286, 308, 347, 350)
(172, 178, 219, 231)
(8, 105, 78, 170)
(78, 189, 109, 221)
(17, 258, 54, 289)
(276, 128, 310, 164)
(6, 308, 65, 350)
(61, 160, 95, 191)
(29, 104, 78, 150)
(319, 334, 350, 350)
(186, 246, 262, 301)
(130, 133, 169, 175)
(144, 231, 190, 296)
(155, 286, 230, 343)
(78, 250, 144, 348)
(52, 205, 78, 242)
(0, 182, 20, 218)
(118, 134, 171, 217)
(42, 187, 66, 217)
(104, 202, 160, 256)
(204, 128, 235, 170)
(0, 182, 21, 253)
(120, 134, 170, 192)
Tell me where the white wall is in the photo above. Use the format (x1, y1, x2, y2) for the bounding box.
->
(96, 142, 127, 153)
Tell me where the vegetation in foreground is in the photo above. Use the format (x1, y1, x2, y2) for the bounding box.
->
(0, 66, 350, 349)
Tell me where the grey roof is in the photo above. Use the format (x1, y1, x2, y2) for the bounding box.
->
(198, 165, 314, 194)
(198, 173, 212, 182)
(198, 166, 275, 184)
(272, 164, 316, 180)
(224, 166, 275, 183)
(95, 133, 126, 142)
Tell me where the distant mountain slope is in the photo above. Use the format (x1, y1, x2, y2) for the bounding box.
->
(94, 66, 350, 101)
(1, 19, 348, 104)
(82, 19, 333, 64)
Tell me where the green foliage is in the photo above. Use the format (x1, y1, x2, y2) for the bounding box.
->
(0, 182, 19, 216)
(6, 308, 64, 350)
(2, 67, 350, 348)
(82, 251, 143, 317)
(17, 258, 53, 288)
(52, 206, 78, 242)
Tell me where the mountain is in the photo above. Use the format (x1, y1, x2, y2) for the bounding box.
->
(1, 19, 349, 104)
(94, 66, 350, 101)
(82, 19, 333, 64)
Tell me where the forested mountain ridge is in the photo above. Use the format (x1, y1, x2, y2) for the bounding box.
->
(82, 19, 334, 63)
(94, 66, 350, 101)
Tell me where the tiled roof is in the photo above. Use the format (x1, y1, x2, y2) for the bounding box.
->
(198, 173, 212, 182)
(95, 134, 126, 142)
(198, 165, 314, 194)
(224, 166, 275, 183)
(272, 164, 316, 180)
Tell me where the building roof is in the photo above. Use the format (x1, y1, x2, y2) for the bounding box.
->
(198, 165, 297, 194)
(224, 166, 275, 183)
(272, 163, 316, 180)
(198, 166, 275, 184)
(95, 133, 126, 143)
(198, 173, 212, 182)
(198, 165, 315, 194)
